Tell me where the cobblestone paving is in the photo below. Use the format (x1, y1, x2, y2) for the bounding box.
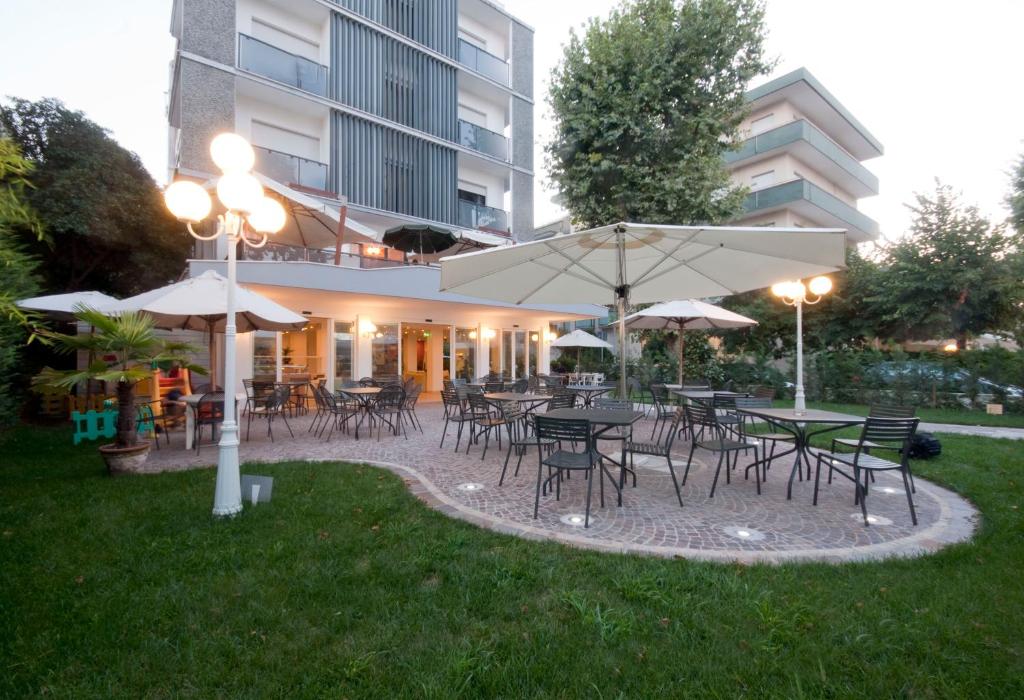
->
(147, 400, 979, 564)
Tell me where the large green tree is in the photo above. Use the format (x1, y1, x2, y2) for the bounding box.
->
(546, 0, 771, 228)
(0, 98, 190, 296)
(1009, 152, 1024, 233)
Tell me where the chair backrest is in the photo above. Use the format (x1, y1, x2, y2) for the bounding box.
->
(752, 385, 775, 399)
(684, 401, 718, 429)
(443, 379, 455, 391)
(265, 385, 291, 411)
(512, 378, 528, 393)
(484, 381, 504, 393)
(857, 417, 919, 456)
(712, 393, 738, 411)
(376, 385, 405, 408)
(660, 407, 686, 450)
(452, 377, 467, 386)
(404, 385, 422, 407)
(359, 377, 377, 387)
(498, 401, 523, 423)
(534, 415, 592, 447)
(441, 387, 462, 410)
(340, 380, 360, 389)
(197, 392, 225, 420)
(869, 403, 917, 418)
(594, 398, 631, 411)
(734, 396, 772, 410)
(467, 392, 491, 413)
(650, 384, 667, 404)
(547, 393, 577, 411)
(526, 375, 540, 393)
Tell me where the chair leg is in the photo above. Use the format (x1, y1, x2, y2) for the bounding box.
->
(439, 416, 450, 448)
(683, 442, 697, 485)
(584, 464, 594, 528)
(282, 411, 294, 438)
(709, 451, 726, 498)
(753, 446, 761, 495)
(901, 466, 918, 525)
(813, 454, 823, 506)
(666, 454, 683, 507)
(856, 467, 869, 525)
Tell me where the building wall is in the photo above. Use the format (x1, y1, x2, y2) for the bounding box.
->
(235, 93, 331, 165)
(729, 153, 857, 206)
(236, 0, 330, 66)
(336, 0, 458, 57)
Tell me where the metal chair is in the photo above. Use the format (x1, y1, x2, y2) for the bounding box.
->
(440, 388, 475, 451)
(546, 392, 577, 411)
(683, 401, 761, 497)
(512, 378, 528, 393)
(649, 384, 674, 440)
(498, 401, 555, 485)
(466, 393, 509, 459)
(358, 377, 377, 387)
(484, 381, 505, 393)
(593, 397, 636, 487)
(246, 385, 294, 442)
(734, 396, 794, 482)
(372, 385, 407, 440)
(814, 417, 921, 526)
(533, 415, 604, 528)
(402, 383, 423, 433)
(192, 392, 225, 454)
(625, 406, 686, 506)
(318, 387, 356, 442)
(830, 403, 918, 491)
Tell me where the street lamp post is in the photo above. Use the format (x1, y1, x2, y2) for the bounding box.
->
(771, 276, 833, 415)
(164, 134, 286, 516)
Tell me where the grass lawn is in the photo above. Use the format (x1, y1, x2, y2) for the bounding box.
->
(2, 425, 1022, 697)
(772, 399, 1024, 429)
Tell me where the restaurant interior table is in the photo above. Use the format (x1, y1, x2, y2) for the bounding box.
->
(545, 407, 644, 503)
(565, 384, 613, 407)
(339, 386, 382, 440)
(178, 392, 244, 450)
(735, 407, 865, 500)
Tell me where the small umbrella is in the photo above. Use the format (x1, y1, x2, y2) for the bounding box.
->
(622, 299, 757, 384)
(550, 328, 613, 373)
(17, 291, 118, 320)
(106, 270, 307, 387)
(383, 224, 458, 257)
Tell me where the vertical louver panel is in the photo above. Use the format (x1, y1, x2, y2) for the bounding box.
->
(333, 112, 457, 224)
(331, 0, 457, 58)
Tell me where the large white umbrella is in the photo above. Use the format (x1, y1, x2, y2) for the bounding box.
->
(106, 270, 307, 386)
(441, 222, 846, 395)
(17, 291, 118, 320)
(622, 299, 757, 384)
(550, 328, 613, 371)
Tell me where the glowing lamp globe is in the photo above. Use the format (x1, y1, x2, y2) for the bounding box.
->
(164, 180, 212, 223)
(808, 276, 833, 296)
(247, 196, 286, 234)
(210, 133, 255, 173)
(216, 172, 263, 214)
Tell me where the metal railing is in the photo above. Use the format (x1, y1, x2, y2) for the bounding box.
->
(457, 38, 508, 85)
(253, 146, 329, 191)
(457, 119, 508, 160)
(743, 179, 879, 236)
(240, 241, 440, 268)
(458, 199, 509, 232)
(238, 33, 329, 97)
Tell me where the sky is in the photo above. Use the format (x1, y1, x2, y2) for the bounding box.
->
(1, 0, 1021, 242)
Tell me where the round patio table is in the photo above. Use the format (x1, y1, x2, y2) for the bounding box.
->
(339, 386, 381, 440)
(565, 384, 613, 408)
(735, 407, 865, 501)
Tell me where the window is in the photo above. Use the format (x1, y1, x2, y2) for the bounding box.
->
(253, 331, 277, 382)
(502, 330, 513, 378)
(489, 330, 501, 376)
(251, 120, 320, 161)
(750, 170, 776, 190)
(372, 323, 400, 378)
(749, 112, 775, 135)
(458, 103, 488, 128)
(455, 328, 476, 381)
(334, 321, 354, 386)
(531, 330, 541, 375)
(514, 330, 527, 379)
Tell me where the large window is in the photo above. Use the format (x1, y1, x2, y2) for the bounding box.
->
(489, 331, 501, 376)
(514, 330, 527, 378)
(372, 323, 399, 379)
(455, 328, 476, 381)
(253, 331, 277, 382)
(334, 321, 354, 386)
(501, 330, 512, 378)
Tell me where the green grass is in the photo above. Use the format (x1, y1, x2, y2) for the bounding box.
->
(2, 426, 1023, 697)
(772, 399, 1024, 428)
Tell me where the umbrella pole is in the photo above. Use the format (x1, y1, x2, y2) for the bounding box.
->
(208, 322, 217, 389)
(678, 322, 685, 386)
(615, 226, 629, 400)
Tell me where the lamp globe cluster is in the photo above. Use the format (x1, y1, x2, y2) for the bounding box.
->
(163, 133, 286, 237)
(771, 275, 832, 302)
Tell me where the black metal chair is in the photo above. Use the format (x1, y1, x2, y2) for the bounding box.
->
(649, 384, 674, 440)
(814, 417, 921, 526)
(246, 385, 294, 442)
(625, 406, 686, 507)
(135, 400, 170, 450)
(319, 387, 356, 442)
(308, 383, 328, 434)
(592, 397, 636, 487)
(734, 396, 795, 481)
(498, 401, 555, 485)
(466, 393, 509, 459)
(440, 387, 474, 451)
(192, 392, 225, 454)
(484, 381, 505, 393)
(358, 377, 377, 387)
(533, 415, 604, 528)
(683, 401, 761, 497)
(546, 392, 577, 411)
(372, 385, 407, 440)
(402, 382, 423, 433)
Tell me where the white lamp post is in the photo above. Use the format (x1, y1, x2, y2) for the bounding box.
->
(771, 276, 833, 415)
(164, 134, 286, 517)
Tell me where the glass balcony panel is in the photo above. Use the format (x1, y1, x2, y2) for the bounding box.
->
(457, 39, 509, 85)
(254, 146, 329, 191)
(238, 33, 328, 97)
(457, 119, 508, 160)
(458, 199, 509, 233)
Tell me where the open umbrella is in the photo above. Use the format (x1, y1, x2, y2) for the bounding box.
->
(441, 222, 846, 396)
(105, 270, 307, 387)
(550, 328, 613, 372)
(622, 299, 757, 384)
(17, 291, 118, 320)
(383, 224, 458, 257)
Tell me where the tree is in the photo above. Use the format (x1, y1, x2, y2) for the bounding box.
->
(0, 98, 191, 297)
(546, 0, 771, 229)
(0, 138, 44, 425)
(1009, 152, 1024, 233)
(868, 182, 1024, 348)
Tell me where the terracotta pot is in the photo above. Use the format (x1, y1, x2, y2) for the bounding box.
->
(98, 442, 152, 476)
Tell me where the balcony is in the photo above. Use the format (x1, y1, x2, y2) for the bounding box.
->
(457, 38, 508, 85)
(726, 120, 879, 198)
(238, 33, 329, 97)
(240, 241, 412, 268)
(742, 179, 880, 243)
(254, 146, 329, 192)
(458, 199, 509, 233)
(457, 119, 508, 161)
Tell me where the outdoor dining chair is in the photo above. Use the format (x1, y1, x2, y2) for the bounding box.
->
(512, 378, 529, 393)
(242, 378, 273, 416)
(733, 396, 795, 482)
(593, 397, 637, 487)
(814, 417, 921, 526)
(828, 403, 918, 491)
(372, 385, 407, 440)
(246, 385, 294, 442)
(192, 392, 225, 454)
(317, 387, 356, 442)
(546, 392, 577, 411)
(625, 406, 686, 507)
(440, 387, 475, 451)
(135, 399, 170, 450)
(466, 393, 510, 459)
(484, 381, 505, 393)
(498, 401, 555, 485)
(402, 382, 423, 433)
(533, 415, 604, 528)
(683, 401, 761, 497)
(649, 384, 675, 440)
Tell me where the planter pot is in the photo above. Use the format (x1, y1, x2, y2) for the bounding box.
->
(98, 442, 152, 476)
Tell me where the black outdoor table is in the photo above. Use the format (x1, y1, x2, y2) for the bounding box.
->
(484, 392, 551, 408)
(544, 407, 644, 505)
(735, 407, 865, 501)
(670, 389, 745, 402)
(565, 384, 613, 408)
(339, 386, 381, 440)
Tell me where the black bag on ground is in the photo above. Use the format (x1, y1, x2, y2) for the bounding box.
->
(908, 432, 942, 459)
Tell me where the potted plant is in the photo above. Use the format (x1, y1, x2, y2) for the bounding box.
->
(34, 307, 205, 475)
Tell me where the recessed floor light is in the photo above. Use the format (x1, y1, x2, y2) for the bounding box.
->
(560, 513, 588, 527)
(850, 513, 893, 526)
(456, 482, 485, 492)
(723, 526, 766, 541)
(878, 487, 899, 495)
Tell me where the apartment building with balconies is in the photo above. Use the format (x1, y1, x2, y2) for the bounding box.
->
(168, 0, 534, 241)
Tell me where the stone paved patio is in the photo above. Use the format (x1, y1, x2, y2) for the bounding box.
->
(146, 398, 979, 564)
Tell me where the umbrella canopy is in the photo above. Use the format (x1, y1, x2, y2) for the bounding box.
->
(622, 299, 757, 384)
(17, 291, 118, 320)
(441, 222, 846, 394)
(383, 224, 458, 255)
(550, 328, 613, 349)
(106, 270, 307, 386)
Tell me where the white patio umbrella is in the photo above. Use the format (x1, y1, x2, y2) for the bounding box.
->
(550, 328, 613, 372)
(440, 222, 847, 395)
(105, 270, 307, 386)
(17, 291, 118, 320)
(622, 299, 757, 384)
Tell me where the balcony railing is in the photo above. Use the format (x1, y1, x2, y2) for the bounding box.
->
(240, 241, 417, 268)
(458, 199, 509, 233)
(457, 119, 508, 160)
(238, 33, 329, 97)
(254, 146, 329, 191)
(743, 179, 879, 237)
(457, 38, 509, 85)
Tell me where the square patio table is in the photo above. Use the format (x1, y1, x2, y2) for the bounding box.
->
(339, 386, 382, 440)
(735, 407, 865, 501)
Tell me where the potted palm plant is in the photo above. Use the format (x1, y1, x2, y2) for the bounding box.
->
(35, 307, 205, 475)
